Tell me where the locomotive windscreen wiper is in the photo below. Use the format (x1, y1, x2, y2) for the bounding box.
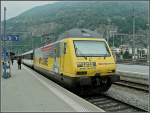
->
(99, 54, 109, 59)
(99, 54, 109, 57)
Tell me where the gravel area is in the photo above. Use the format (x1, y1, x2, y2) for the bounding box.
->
(104, 84, 149, 111)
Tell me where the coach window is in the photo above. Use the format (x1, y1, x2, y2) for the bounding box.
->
(56, 43, 60, 57)
(60, 42, 63, 56)
(54, 48, 57, 57)
(64, 43, 67, 54)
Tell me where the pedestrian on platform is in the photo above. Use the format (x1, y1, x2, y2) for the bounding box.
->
(17, 57, 22, 70)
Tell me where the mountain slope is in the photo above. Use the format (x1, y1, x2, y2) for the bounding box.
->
(4, 1, 149, 53)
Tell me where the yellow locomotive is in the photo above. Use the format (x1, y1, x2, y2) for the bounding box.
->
(22, 29, 120, 92)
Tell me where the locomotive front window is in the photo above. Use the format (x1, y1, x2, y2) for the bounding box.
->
(74, 40, 111, 57)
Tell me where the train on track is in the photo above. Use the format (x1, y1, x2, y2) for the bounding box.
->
(21, 28, 120, 92)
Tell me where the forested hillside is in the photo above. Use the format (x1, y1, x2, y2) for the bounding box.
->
(4, 1, 149, 53)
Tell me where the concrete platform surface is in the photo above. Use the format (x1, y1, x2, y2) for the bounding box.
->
(117, 64, 149, 79)
(1, 62, 104, 112)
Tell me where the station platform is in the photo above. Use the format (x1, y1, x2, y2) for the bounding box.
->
(116, 64, 149, 85)
(117, 64, 149, 78)
(1, 62, 104, 112)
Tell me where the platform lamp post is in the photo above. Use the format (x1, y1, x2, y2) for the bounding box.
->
(2, 6, 10, 79)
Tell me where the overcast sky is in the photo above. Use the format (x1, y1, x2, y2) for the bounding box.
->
(1, 1, 58, 21)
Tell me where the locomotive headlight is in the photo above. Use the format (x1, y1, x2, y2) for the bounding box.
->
(92, 62, 96, 66)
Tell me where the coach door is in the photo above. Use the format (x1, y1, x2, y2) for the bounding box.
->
(60, 42, 67, 74)
(53, 44, 60, 74)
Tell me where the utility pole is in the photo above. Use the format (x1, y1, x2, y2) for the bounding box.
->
(132, 7, 136, 61)
(107, 30, 109, 43)
(121, 35, 123, 46)
(147, 3, 149, 64)
(107, 18, 111, 44)
(147, 24, 150, 64)
(110, 30, 116, 47)
(147, 24, 149, 63)
(4, 7, 6, 50)
(31, 32, 33, 50)
(0, 33, 1, 77)
(0, 1, 2, 77)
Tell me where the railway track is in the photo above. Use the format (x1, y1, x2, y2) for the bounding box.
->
(74, 80, 149, 112)
(113, 80, 149, 92)
(83, 94, 146, 112)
